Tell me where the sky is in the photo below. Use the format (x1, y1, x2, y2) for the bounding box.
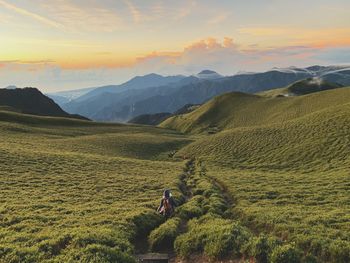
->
(1, 0, 350, 92)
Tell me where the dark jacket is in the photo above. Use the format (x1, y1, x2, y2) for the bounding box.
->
(157, 196, 176, 214)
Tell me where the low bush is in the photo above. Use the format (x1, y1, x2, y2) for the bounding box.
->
(60, 244, 136, 263)
(0, 246, 38, 263)
(131, 211, 164, 237)
(37, 234, 73, 257)
(148, 217, 181, 251)
(177, 196, 204, 220)
(270, 243, 302, 263)
(248, 234, 281, 263)
(329, 239, 350, 263)
(71, 230, 132, 252)
(174, 216, 251, 259)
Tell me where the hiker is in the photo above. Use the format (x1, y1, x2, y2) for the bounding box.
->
(157, 189, 176, 218)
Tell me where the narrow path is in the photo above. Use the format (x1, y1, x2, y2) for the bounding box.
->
(134, 159, 239, 263)
(134, 159, 196, 262)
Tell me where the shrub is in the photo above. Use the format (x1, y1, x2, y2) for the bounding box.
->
(329, 239, 350, 263)
(270, 243, 302, 263)
(0, 246, 38, 263)
(303, 254, 318, 263)
(131, 211, 164, 237)
(149, 217, 181, 251)
(62, 244, 136, 263)
(177, 196, 204, 220)
(70, 229, 132, 254)
(37, 234, 72, 257)
(248, 234, 281, 263)
(175, 216, 251, 259)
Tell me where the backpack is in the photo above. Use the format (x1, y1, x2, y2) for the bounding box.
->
(162, 198, 173, 216)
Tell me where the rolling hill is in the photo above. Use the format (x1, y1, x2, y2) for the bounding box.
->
(0, 87, 88, 120)
(159, 86, 350, 262)
(160, 85, 350, 133)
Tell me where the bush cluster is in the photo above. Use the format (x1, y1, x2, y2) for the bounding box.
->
(148, 217, 181, 251)
(175, 215, 251, 259)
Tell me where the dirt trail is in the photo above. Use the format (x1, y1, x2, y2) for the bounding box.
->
(134, 159, 196, 261)
(134, 159, 238, 263)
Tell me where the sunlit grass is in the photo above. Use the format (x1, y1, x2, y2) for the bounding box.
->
(0, 111, 191, 262)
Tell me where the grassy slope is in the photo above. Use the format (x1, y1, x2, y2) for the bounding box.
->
(0, 110, 191, 262)
(161, 88, 350, 260)
(160, 87, 350, 134)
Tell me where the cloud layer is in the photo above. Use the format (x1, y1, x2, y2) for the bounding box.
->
(1, 37, 349, 92)
(1, 1, 350, 91)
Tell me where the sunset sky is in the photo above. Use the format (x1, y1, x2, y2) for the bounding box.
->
(1, 0, 350, 92)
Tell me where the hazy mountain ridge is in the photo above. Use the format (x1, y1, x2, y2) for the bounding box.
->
(48, 65, 350, 122)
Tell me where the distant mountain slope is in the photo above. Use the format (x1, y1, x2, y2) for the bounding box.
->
(0, 88, 88, 120)
(63, 76, 199, 122)
(46, 94, 70, 105)
(128, 112, 172, 125)
(73, 73, 185, 103)
(128, 104, 201, 126)
(160, 86, 350, 133)
(47, 86, 96, 103)
(261, 78, 343, 97)
(56, 65, 350, 122)
(88, 69, 312, 122)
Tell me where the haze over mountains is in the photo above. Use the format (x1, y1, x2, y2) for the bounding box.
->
(44, 65, 350, 123)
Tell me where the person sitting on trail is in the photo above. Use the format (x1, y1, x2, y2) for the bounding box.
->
(157, 189, 176, 217)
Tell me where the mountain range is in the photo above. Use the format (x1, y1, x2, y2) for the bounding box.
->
(45, 65, 350, 122)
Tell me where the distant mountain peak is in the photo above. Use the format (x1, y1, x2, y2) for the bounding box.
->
(5, 85, 19, 90)
(132, 73, 163, 80)
(196, 70, 222, 79)
(198, 70, 218, 75)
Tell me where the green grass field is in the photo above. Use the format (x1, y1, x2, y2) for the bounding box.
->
(1, 86, 350, 262)
(0, 110, 192, 262)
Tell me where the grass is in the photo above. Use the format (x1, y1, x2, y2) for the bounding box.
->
(174, 215, 251, 259)
(160, 86, 350, 134)
(0, 110, 191, 262)
(2, 85, 350, 262)
(160, 88, 350, 262)
(148, 217, 181, 251)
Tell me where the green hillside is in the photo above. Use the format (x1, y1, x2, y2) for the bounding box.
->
(159, 87, 350, 262)
(160, 87, 350, 133)
(0, 110, 192, 262)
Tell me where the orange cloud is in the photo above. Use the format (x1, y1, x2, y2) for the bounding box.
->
(184, 37, 236, 52)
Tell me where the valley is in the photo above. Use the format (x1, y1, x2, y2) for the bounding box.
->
(1, 81, 349, 262)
